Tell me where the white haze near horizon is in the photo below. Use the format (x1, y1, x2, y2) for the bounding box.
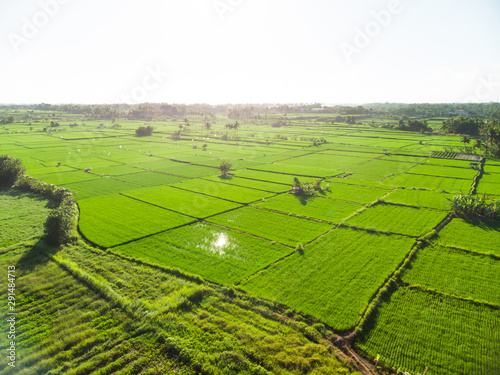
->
(0, 0, 499, 105)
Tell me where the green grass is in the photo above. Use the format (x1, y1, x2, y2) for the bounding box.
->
(383, 188, 452, 210)
(436, 218, 500, 256)
(255, 193, 363, 222)
(114, 171, 187, 187)
(203, 175, 289, 193)
(173, 178, 276, 203)
(326, 182, 388, 204)
(208, 206, 332, 246)
(62, 177, 140, 200)
(357, 287, 500, 375)
(0, 198, 359, 375)
(25, 164, 77, 175)
(0, 245, 196, 375)
(408, 164, 478, 179)
(123, 185, 241, 218)
(346, 204, 448, 237)
(345, 159, 417, 180)
(401, 244, 500, 305)
(114, 222, 293, 284)
(36, 170, 100, 185)
(91, 164, 143, 175)
(234, 169, 317, 185)
(241, 228, 414, 331)
(78, 194, 195, 247)
(251, 163, 337, 177)
(150, 163, 220, 178)
(476, 180, 500, 197)
(0, 188, 56, 248)
(383, 173, 473, 193)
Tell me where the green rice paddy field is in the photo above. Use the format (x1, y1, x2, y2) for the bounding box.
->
(1, 112, 499, 375)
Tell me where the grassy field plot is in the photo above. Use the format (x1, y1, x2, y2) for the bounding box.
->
(251, 163, 337, 177)
(357, 287, 500, 375)
(114, 223, 292, 284)
(0, 188, 56, 248)
(114, 171, 187, 187)
(203, 175, 289, 193)
(326, 182, 389, 204)
(476, 180, 500, 196)
(345, 204, 448, 237)
(483, 164, 500, 174)
(255, 194, 363, 222)
(173, 178, 275, 203)
(153, 164, 220, 178)
(479, 170, 500, 184)
(241, 228, 414, 331)
(25, 164, 77, 175)
(383, 188, 452, 210)
(36, 170, 100, 185)
(91, 164, 143, 176)
(401, 244, 500, 305)
(235, 169, 316, 185)
(279, 152, 374, 170)
(0, 247, 193, 374)
(383, 173, 473, 192)
(207, 206, 332, 246)
(62, 177, 140, 200)
(407, 164, 478, 179)
(78, 194, 194, 247)
(63, 157, 127, 170)
(345, 159, 417, 180)
(123, 185, 241, 217)
(436, 218, 500, 256)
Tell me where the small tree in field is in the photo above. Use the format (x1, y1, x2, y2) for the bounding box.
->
(135, 126, 154, 137)
(219, 162, 232, 177)
(0, 155, 25, 187)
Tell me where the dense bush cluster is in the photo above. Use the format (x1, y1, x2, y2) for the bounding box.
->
(291, 177, 330, 197)
(441, 116, 482, 136)
(449, 193, 500, 219)
(15, 174, 73, 203)
(0, 155, 25, 187)
(396, 118, 431, 132)
(135, 125, 154, 137)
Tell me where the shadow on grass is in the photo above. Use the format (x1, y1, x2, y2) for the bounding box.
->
(0, 186, 58, 209)
(15, 240, 61, 273)
(462, 217, 500, 232)
(217, 175, 233, 181)
(291, 193, 317, 206)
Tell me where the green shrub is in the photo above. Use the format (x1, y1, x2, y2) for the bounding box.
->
(449, 193, 500, 219)
(295, 243, 304, 255)
(44, 202, 77, 245)
(0, 155, 25, 186)
(135, 125, 154, 137)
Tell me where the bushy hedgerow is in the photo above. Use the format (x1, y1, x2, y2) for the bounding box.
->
(0, 155, 25, 187)
(2, 155, 77, 245)
(44, 201, 77, 245)
(15, 174, 73, 203)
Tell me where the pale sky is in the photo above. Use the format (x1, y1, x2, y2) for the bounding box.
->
(0, 0, 499, 105)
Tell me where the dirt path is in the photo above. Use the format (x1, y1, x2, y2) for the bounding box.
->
(328, 334, 381, 375)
